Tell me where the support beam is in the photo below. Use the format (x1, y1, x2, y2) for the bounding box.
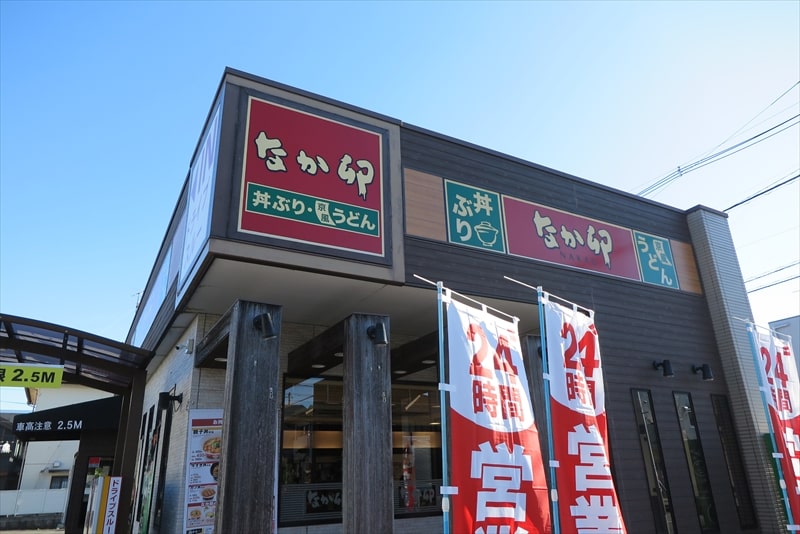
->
(115, 368, 146, 534)
(286, 317, 346, 375)
(216, 301, 282, 534)
(342, 314, 393, 534)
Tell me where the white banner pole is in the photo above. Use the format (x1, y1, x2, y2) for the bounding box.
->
(437, 281, 452, 534)
(537, 287, 561, 534)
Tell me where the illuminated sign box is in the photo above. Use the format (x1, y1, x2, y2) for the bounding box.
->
(238, 96, 386, 258)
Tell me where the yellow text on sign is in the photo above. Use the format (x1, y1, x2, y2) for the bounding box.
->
(0, 364, 63, 388)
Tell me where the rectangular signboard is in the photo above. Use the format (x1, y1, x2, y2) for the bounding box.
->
(0, 363, 63, 388)
(179, 101, 223, 297)
(444, 179, 506, 253)
(238, 96, 385, 257)
(183, 409, 223, 534)
(633, 230, 680, 289)
(503, 196, 640, 281)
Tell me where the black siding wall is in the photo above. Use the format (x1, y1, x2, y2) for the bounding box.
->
(400, 126, 750, 533)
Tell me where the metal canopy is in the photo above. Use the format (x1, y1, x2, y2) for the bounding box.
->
(0, 313, 154, 394)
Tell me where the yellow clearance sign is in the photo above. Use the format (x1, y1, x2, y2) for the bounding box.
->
(0, 363, 63, 388)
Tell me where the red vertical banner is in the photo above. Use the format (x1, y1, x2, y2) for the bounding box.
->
(447, 299, 551, 534)
(542, 299, 626, 533)
(749, 325, 800, 527)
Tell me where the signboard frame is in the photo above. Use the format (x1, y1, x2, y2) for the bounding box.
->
(236, 91, 394, 265)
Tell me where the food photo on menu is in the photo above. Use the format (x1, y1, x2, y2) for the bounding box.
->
(184, 412, 223, 533)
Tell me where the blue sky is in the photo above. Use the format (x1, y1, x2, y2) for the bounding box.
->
(1, 1, 798, 410)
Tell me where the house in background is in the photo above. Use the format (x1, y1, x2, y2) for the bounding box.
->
(1, 411, 23, 490)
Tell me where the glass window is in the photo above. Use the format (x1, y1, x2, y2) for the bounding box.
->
(632, 389, 676, 534)
(711, 394, 757, 529)
(280, 376, 343, 526)
(279, 375, 442, 527)
(673, 392, 719, 532)
(392, 382, 442, 516)
(50, 475, 69, 489)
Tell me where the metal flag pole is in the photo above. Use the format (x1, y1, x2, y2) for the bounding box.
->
(537, 287, 561, 534)
(437, 281, 452, 534)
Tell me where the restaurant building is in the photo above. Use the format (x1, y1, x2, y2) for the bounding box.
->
(122, 67, 785, 533)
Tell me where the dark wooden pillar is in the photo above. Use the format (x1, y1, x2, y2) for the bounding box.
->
(216, 300, 282, 534)
(116, 368, 145, 534)
(343, 314, 393, 534)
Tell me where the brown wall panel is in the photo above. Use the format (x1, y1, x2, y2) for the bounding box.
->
(403, 168, 446, 241)
(671, 239, 703, 294)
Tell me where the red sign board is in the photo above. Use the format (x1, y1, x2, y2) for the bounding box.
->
(503, 197, 640, 281)
(238, 97, 384, 257)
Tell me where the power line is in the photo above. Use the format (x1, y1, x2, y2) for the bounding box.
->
(709, 81, 800, 155)
(724, 173, 800, 212)
(745, 261, 800, 283)
(638, 113, 799, 197)
(747, 275, 800, 294)
(637, 81, 800, 193)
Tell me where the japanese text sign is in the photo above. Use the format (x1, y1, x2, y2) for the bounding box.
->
(633, 231, 679, 289)
(749, 325, 800, 525)
(180, 102, 222, 292)
(0, 363, 63, 388)
(445, 180, 506, 253)
(543, 299, 627, 533)
(102, 477, 122, 534)
(446, 298, 551, 534)
(239, 96, 385, 257)
(15, 416, 82, 434)
(504, 197, 640, 281)
(183, 409, 223, 534)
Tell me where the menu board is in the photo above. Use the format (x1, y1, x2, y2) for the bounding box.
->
(183, 409, 223, 534)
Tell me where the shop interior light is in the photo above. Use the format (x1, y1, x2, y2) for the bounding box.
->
(653, 359, 675, 378)
(692, 363, 714, 381)
(367, 322, 388, 346)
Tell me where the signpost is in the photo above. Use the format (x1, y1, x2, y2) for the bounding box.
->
(0, 363, 63, 387)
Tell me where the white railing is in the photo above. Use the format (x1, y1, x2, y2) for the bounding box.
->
(0, 488, 67, 516)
